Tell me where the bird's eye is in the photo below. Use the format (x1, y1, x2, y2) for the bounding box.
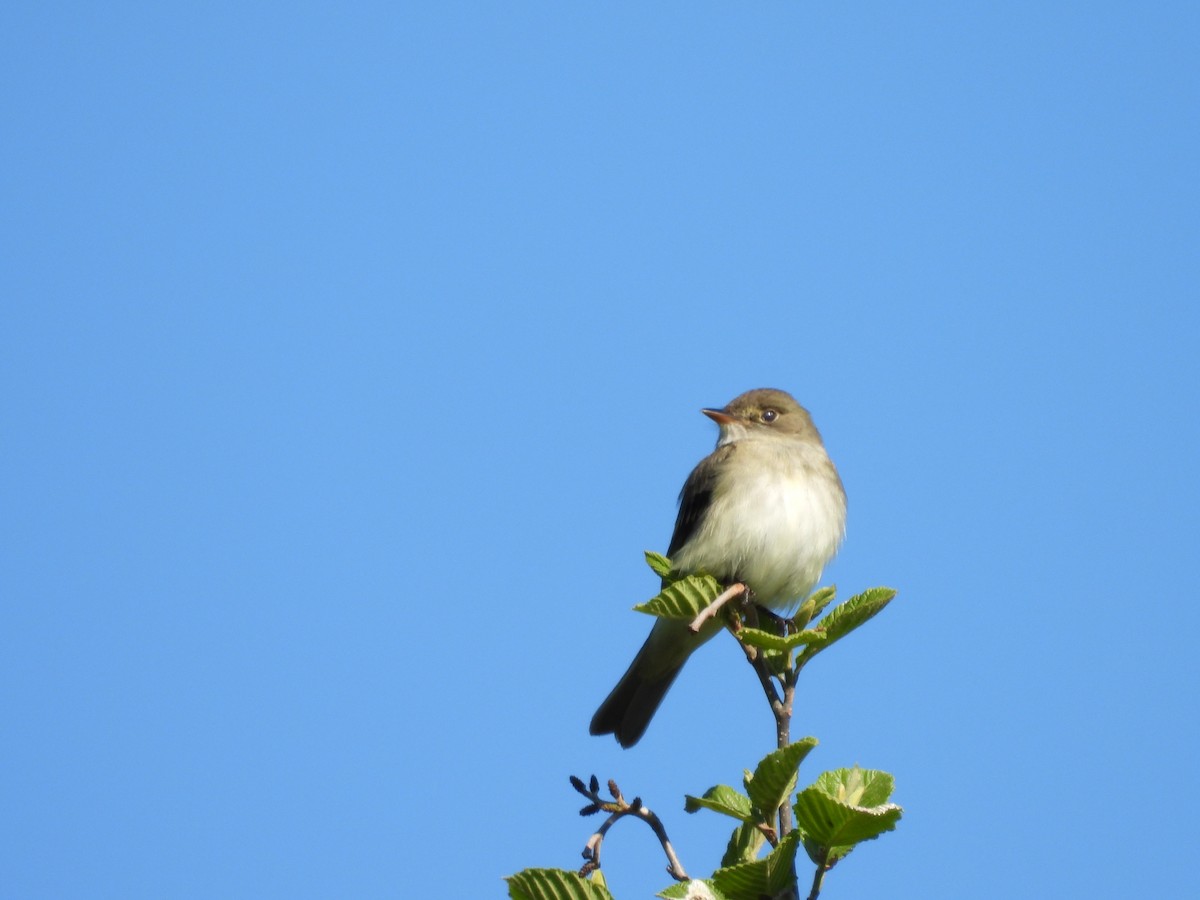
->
(761, 409, 778, 423)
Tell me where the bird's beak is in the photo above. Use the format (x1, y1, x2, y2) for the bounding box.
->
(702, 407, 737, 426)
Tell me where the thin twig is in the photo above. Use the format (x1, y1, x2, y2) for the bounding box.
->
(738, 634, 782, 712)
(573, 777, 689, 882)
(806, 849, 831, 900)
(777, 675, 796, 837)
(735, 606, 796, 839)
(688, 581, 748, 633)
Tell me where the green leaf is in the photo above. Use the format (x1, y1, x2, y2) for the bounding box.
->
(810, 766, 896, 808)
(634, 573, 724, 620)
(721, 822, 767, 868)
(792, 585, 837, 629)
(644, 550, 673, 579)
(792, 768, 902, 864)
(798, 587, 896, 664)
(656, 879, 731, 900)
(685, 784, 754, 822)
(745, 738, 819, 820)
(737, 627, 828, 652)
(711, 831, 801, 899)
(506, 868, 615, 900)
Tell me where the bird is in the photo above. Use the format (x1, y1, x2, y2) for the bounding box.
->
(590, 388, 846, 748)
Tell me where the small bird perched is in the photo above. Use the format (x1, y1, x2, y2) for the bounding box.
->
(590, 388, 847, 748)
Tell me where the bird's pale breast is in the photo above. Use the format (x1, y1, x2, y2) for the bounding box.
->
(670, 439, 846, 608)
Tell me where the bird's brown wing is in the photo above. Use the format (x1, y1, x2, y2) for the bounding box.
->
(666, 445, 735, 558)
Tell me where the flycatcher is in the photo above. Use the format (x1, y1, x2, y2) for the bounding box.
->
(590, 388, 847, 747)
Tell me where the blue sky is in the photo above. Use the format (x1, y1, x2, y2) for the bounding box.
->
(2, 2, 1197, 898)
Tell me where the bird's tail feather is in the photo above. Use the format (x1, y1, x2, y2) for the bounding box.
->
(589, 661, 683, 748)
(589, 618, 715, 747)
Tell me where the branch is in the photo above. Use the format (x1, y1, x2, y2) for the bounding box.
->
(734, 605, 791, 750)
(571, 776, 689, 882)
(737, 631, 782, 712)
(688, 581, 748, 633)
(777, 676, 796, 836)
(735, 606, 796, 837)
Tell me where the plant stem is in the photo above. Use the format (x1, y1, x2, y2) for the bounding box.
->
(574, 778, 689, 882)
(806, 850, 830, 900)
(777, 673, 796, 836)
(688, 581, 747, 633)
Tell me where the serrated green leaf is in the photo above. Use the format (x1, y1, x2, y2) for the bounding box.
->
(656, 879, 731, 900)
(711, 831, 801, 898)
(738, 625, 816, 678)
(810, 766, 895, 808)
(506, 868, 615, 900)
(633, 573, 724, 620)
(798, 587, 896, 664)
(745, 738, 819, 820)
(792, 585, 837, 629)
(685, 784, 754, 822)
(737, 627, 828, 652)
(721, 821, 767, 868)
(645, 550, 673, 579)
(792, 770, 902, 859)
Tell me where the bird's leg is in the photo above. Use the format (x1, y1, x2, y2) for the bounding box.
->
(733, 583, 760, 629)
(743, 599, 759, 631)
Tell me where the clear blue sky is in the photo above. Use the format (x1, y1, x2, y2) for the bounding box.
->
(3, 3, 1197, 898)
